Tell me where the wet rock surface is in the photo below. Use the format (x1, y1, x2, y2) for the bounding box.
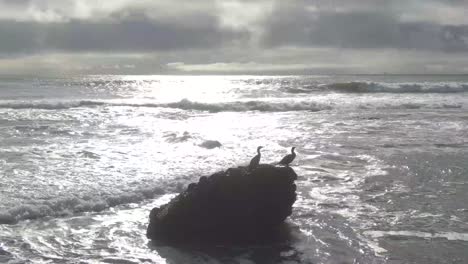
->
(146, 164, 297, 243)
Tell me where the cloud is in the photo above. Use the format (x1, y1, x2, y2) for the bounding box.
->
(0, 0, 468, 74)
(0, 0, 218, 22)
(0, 15, 249, 56)
(2, 0, 468, 55)
(261, 2, 468, 52)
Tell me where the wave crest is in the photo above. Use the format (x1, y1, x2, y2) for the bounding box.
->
(0, 186, 165, 224)
(161, 99, 328, 112)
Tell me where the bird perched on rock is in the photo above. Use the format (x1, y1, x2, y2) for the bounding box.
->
(249, 146, 263, 170)
(278, 147, 296, 167)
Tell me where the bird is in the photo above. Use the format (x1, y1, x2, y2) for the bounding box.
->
(278, 147, 296, 166)
(249, 146, 263, 170)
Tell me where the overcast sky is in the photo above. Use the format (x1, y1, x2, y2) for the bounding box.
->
(0, 0, 467, 75)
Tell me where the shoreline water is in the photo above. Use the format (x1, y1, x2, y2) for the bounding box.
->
(1, 75, 467, 263)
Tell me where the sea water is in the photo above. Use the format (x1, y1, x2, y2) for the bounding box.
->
(0, 75, 467, 263)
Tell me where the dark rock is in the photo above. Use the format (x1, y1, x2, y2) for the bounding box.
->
(199, 140, 222, 149)
(146, 164, 297, 243)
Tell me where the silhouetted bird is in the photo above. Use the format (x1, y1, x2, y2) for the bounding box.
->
(249, 146, 263, 170)
(278, 147, 296, 166)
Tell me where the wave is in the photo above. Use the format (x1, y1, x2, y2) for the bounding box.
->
(0, 186, 166, 224)
(159, 99, 328, 112)
(0, 99, 330, 112)
(0, 98, 464, 113)
(325, 82, 468, 93)
(0, 100, 106, 110)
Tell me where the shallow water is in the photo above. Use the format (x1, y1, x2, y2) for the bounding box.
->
(1, 75, 467, 263)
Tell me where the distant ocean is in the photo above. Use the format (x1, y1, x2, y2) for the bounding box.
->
(1, 75, 467, 263)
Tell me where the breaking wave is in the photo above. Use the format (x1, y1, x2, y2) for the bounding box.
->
(0, 99, 330, 112)
(0, 98, 464, 112)
(160, 99, 328, 112)
(0, 186, 166, 224)
(0, 100, 105, 110)
(325, 82, 468, 93)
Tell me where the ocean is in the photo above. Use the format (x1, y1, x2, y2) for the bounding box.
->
(0, 75, 467, 263)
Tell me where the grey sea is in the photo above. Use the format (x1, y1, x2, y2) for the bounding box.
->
(1, 75, 467, 263)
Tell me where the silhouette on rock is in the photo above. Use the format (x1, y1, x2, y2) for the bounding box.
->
(248, 146, 263, 171)
(278, 147, 296, 167)
(146, 164, 297, 243)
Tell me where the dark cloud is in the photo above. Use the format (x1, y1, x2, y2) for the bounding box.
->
(0, 15, 249, 56)
(262, 5, 468, 52)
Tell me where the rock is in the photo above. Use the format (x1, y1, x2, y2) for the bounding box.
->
(199, 140, 222, 149)
(146, 164, 297, 243)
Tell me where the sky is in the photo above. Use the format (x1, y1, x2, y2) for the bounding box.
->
(0, 0, 467, 75)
